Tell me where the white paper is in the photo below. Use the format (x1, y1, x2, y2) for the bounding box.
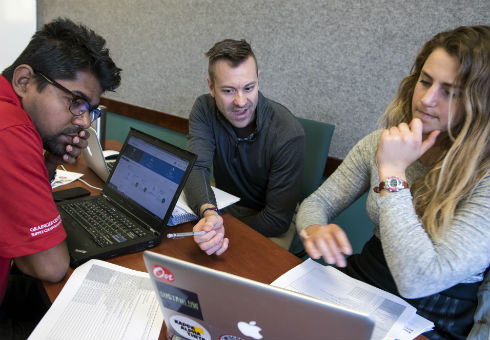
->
(271, 259, 433, 340)
(176, 186, 240, 214)
(51, 169, 84, 189)
(102, 150, 119, 158)
(29, 260, 164, 340)
(397, 314, 435, 340)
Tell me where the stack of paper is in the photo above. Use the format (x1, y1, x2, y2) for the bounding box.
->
(271, 259, 434, 340)
(29, 260, 163, 340)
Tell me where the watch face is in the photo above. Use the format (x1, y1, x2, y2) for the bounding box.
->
(384, 177, 407, 192)
(388, 178, 399, 187)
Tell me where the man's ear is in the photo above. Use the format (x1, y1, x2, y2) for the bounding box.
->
(12, 65, 36, 97)
(206, 77, 215, 98)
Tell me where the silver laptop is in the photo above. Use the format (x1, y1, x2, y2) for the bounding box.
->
(143, 251, 374, 340)
(83, 126, 117, 182)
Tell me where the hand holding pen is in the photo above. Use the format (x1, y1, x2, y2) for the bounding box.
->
(191, 214, 229, 256)
(167, 231, 206, 239)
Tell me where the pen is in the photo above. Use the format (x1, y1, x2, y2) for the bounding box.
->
(167, 231, 206, 239)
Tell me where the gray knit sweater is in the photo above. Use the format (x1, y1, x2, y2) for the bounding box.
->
(297, 130, 490, 299)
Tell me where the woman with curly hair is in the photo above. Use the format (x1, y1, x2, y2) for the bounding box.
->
(297, 25, 490, 340)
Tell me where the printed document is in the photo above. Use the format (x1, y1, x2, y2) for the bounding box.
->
(29, 260, 163, 340)
(271, 259, 433, 340)
(51, 169, 84, 189)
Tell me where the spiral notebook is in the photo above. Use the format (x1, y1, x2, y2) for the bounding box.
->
(168, 186, 240, 226)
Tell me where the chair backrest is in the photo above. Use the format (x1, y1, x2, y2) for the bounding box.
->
(297, 117, 335, 201)
(105, 111, 188, 149)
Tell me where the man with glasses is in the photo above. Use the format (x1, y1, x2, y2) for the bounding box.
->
(184, 39, 305, 256)
(0, 18, 121, 339)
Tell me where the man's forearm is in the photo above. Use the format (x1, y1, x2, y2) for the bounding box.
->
(184, 168, 217, 215)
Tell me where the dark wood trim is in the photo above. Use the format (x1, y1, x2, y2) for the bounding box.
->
(101, 97, 342, 174)
(100, 97, 189, 134)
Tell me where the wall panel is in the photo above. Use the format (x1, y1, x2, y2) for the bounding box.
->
(37, 0, 489, 157)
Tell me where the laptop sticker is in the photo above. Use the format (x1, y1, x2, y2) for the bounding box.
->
(170, 315, 210, 340)
(156, 281, 203, 320)
(151, 265, 175, 282)
(237, 321, 263, 339)
(219, 335, 245, 340)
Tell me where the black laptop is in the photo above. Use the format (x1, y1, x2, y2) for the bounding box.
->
(57, 128, 196, 267)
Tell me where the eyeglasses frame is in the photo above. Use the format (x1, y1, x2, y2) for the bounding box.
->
(34, 70, 102, 123)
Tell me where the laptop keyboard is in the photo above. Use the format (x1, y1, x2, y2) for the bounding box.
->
(61, 198, 150, 247)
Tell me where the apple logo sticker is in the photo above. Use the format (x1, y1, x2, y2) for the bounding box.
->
(237, 321, 262, 339)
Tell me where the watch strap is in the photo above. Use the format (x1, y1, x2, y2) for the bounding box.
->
(201, 206, 221, 218)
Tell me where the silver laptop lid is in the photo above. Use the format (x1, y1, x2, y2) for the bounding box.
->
(143, 251, 374, 340)
(83, 126, 111, 182)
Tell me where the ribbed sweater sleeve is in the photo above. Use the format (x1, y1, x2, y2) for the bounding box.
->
(297, 130, 490, 298)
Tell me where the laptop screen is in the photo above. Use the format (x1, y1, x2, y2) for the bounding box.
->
(106, 134, 190, 221)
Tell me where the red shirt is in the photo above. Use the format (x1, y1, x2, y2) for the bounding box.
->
(0, 75, 67, 303)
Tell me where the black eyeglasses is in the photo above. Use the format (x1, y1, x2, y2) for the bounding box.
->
(35, 71, 102, 123)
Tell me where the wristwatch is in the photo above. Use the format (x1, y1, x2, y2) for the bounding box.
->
(373, 176, 408, 193)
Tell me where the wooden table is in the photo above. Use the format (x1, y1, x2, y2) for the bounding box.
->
(47, 140, 302, 339)
(48, 140, 427, 340)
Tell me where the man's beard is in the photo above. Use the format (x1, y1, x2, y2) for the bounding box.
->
(42, 127, 82, 157)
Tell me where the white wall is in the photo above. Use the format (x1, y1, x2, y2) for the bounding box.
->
(0, 0, 36, 71)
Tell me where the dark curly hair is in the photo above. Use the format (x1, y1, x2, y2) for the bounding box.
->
(2, 17, 121, 93)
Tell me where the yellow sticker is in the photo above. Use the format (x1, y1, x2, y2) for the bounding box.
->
(170, 315, 211, 340)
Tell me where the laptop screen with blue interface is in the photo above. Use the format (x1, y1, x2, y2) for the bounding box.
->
(106, 135, 189, 220)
